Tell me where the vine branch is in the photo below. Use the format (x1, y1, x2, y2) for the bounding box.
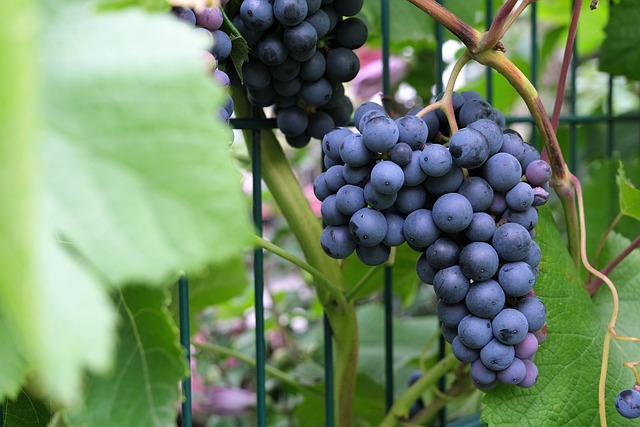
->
(586, 234, 640, 295)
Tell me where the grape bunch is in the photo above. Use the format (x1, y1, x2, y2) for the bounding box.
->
(314, 91, 550, 390)
(171, 4, 235, 123)
(615, 387, 640, 419)
(233, 0, 366, 148)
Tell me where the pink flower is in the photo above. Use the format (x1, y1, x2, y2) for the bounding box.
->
(350, 47, 409, 104)
(198, 386, 256, 416)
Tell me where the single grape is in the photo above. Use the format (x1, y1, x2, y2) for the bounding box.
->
(465, 279, 505, 319)
(457, 176, 494, 212)
(498, 261, 537, 297)
(306, 0, 321, 14)
(426, 238, 460, 269)
(196, 7, 224, 31)
(325, 96, 353, 126)
(419, 144, 452, 177)
(452, 336, 480, 363)
(247, 85, 276, 107)
(172, 6, 196, 25)
(403, 209, 441, 248)
(325, 47, 360, 82)
(516, 297, 547, 332)
(335, 184, 366, 216)
(442, 324, 458, 344)
(464, 212, 496, 242)
(276, 105, 309, 137)
(339, 133, 371, 167)
(458, 242, 499, 282)
(480, 338, 515, 371)
(492, 308, 529, 345)
(349, 208, 388, 247)
(284, 22, 318, 60)
(482, 152, 523, 192)
(301, 78, 333, 106)
(432, 193, 474, 233)
(240, 0, 275, 31)
(255, 34, 288, 66)
(353, 102, 385, 131)
(433, 265, 469, 303)
(497, 357, 526, 385)
(521, 143, 541, 171)
(615, 389, 640, 419)
(505, 182, 535, 212)
(335, 17, 368, 49)
(523, 240, 542, 268)
(274, 77, 302, 97)
(232, 15, 264, 47)
(460, 90, 484, 102)
(449, 128, 490, 169)
(324, 164, 346, 192)
(458, 315, 494, 349)
(525, 159, 552, 186)
(361, 115, 399, 153)
(492, 222, 531, 262)
(436, 300, 470, 328)
(370, 161, 405, 195)
(274, 0, 308, 26)
(518, 359, 539, 388)
(500, 129, 527, 163)
(458, 99, 496, 128)
(470, 359, 497, 387)
(211, 30, 233, 61)
(320, 225, 356, 259)
(214, 69, 231, 88)
(390, 142, 413, 166)
(321, 4, 338, 32)
(487, 191, 507, 216)
(356, 243, 390, 266)
(243, 60, 271, 90)
(514, 333, 539, 360)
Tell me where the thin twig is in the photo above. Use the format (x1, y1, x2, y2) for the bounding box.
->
(623, 361, 640, 384)
(551, 0, 583, 132)
(346, 265, 382, 301)
(477, 0, 519, 52)
(439, 50, 472, 134)
(585, 211, 622, 292)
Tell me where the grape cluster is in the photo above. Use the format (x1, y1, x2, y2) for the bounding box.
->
(233, 0, 366, 148)
(615, 387, 640, 419)
(171, 4, 235, 123)
(314, 91, 550, 390)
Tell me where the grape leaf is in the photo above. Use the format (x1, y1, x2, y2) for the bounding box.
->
(616, 162, 640, 221)
(482, 207, 631, 426)
(43, 5, 251, 286)
(2, 389, 51, 427)
(66, 287, 186, 427)
(599, 0, 640, 80)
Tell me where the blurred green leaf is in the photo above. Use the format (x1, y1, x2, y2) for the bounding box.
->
(600, 0, 640, 80)
(616, 162, 640, 220)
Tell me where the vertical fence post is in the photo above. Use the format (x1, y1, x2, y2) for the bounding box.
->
(380, 0, 395, 413)
(178, 275, 192, 427)
(252, 107, 267, 427)
(323, 314, 335, 427)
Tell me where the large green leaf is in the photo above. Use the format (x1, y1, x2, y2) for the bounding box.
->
(43, 5, 250, 287)
(600, 0, 640, 80)
(66, 287, 186, 427)
(482, 207, 631, 426)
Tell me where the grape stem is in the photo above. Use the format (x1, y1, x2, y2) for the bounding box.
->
(586, 234, 640, 295)
(377, 353, 459, 427)
(571, 173, 635, 427)
(623, 361, 640, 385)
(479, 0, 534, 52)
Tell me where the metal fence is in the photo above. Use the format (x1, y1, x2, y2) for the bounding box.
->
(186, 1, 639, 427)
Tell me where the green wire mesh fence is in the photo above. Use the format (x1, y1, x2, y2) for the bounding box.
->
(172, 1, 638, 427)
